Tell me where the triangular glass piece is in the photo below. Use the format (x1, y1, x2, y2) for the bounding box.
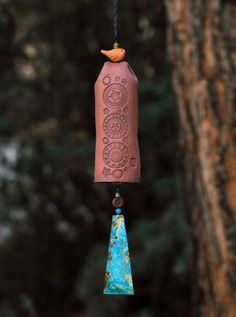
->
(103, 215, 134, 295)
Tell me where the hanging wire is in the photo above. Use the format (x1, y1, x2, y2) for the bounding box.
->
(113, 0, 119, 46)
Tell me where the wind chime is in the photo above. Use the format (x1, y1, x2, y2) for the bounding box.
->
(94, 0, 140, 295)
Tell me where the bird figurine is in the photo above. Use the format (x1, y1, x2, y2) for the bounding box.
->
(101, 42, 126, 62)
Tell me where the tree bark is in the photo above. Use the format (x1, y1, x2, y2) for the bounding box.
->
(165, 1, 236, 316)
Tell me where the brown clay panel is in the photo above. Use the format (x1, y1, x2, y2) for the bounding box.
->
(94, 61, 141, 183)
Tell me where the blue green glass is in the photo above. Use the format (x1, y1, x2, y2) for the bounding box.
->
(103, 215, 134, 295)
(115, 208, 122, 214)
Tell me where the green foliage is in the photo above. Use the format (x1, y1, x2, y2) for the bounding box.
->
(0, 302, 16, 317)
(76, 244, 126, 317)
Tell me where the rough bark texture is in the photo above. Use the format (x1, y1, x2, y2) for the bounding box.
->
(165, 1, 236, 316)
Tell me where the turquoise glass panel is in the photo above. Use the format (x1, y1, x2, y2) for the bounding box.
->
(103, 215, 134, 295)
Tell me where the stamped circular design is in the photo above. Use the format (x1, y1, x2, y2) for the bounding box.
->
(123, 136, 128, 144)
(123, 107, 128, 114)
(112, 169, 123, 179)
(103, 113, 128, 139)
(103, 142, 129, 168)
(103, 84, 127, 108)
(103, 108, 109, 115)
(103, 75, 111, 85)
(103, 137, 109, 144)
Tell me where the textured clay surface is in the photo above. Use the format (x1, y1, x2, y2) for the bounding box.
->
(94, 61, 140, 183)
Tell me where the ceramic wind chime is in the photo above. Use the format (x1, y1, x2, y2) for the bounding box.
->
(94, 0, 140, 295)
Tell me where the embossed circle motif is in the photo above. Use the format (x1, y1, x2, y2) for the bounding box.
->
(103, 75, 111, 85)
(103, 137, 109, 144)
(103, 84, 127, 108)
(103, 143, 129, 168)
(112, 169, 123, 179)
(103, 113, 128, 139)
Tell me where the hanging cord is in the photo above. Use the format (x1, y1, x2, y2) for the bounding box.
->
(113, 0, 119, 47)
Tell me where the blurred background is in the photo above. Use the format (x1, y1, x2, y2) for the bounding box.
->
(0, 1, 191, 316)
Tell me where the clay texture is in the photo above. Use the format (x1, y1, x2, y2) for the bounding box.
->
(94, 61, 140, 183)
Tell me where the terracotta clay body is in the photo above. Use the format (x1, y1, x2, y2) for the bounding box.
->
(94, 61, 140, 183)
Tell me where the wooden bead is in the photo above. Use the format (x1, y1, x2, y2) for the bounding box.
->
(112, 197, 124, 208)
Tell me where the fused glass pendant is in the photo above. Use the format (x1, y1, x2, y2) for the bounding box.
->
(104, 214, 134, 295)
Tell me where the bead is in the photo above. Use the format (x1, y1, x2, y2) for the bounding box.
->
(113, 42, 120, 49)
(115, 208, 122, 214)
(112, 197, 124, 208)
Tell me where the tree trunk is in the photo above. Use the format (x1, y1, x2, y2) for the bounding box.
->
(165, 1, 236, 316)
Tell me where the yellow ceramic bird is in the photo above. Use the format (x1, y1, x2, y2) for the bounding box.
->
(101, 43, 126, 62)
